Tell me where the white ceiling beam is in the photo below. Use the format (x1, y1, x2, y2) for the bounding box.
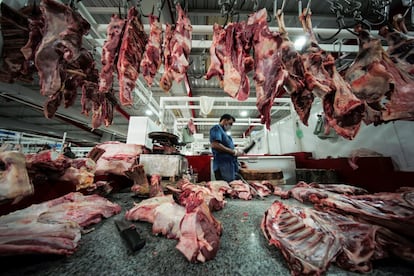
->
(160, 96, 291, 103)
(163, 105, 290, 110)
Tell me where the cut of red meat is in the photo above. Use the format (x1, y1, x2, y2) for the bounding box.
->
(140, 15, 162, 87)
(117, 7, 147, 105)
(99, 14, 125, 93)
(299, 9, 364, 139)
(0, 192, 120, 256)
(0, 151, 33, 204)
(346, 26, 414, 123)
(261, 200, 414, 275)
(248, 9, 289, 129)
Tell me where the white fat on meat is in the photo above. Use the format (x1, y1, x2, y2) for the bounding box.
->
(92, 142, 143, 176)
(152, 202, 185, 239)
(0, 192, 120, 256)
(125, 195, 175, 223)
(0, 151, 33, 204)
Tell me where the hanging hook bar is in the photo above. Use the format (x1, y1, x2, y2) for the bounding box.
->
(306, 0, 312, 14)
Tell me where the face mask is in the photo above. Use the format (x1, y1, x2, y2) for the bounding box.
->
(224, 124, 231, 131)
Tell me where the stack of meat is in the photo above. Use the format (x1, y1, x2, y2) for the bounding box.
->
(126, 179, 241, 263)
(205, 8, 414, 139)
(263, 182, 414, 275)
(0, 192, 121, 256)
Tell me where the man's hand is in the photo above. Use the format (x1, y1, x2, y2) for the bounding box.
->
(233, 148, 245, 156)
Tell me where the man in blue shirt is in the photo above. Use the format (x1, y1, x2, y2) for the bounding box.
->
(210, 114, 244, 182)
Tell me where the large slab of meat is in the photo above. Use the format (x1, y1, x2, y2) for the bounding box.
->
(279, 182, 414, 238)
(140, 15, 162, 87)
(99, 14, 126, 93)
(261, 200, 414, 275)
(0, 192, 121, 256)
(117, 6, 147, 105)
(299, 9, 364, 139)
(0, 150, 33, 204)
(125, 188, 223, 263)
(0, 3, 44, 82)
(276, 10, 314, 126)
(35, 0, 90, 97)
(346, 25, 414, 124)
(88, 142, 144, 176)
(205, 21, 254, 101)
(248, 9, 289, 129)
(379, 15, 414, 77)
(160, 3, 192, 92)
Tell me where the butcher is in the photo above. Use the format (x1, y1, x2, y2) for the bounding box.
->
(209, 114, 244, 182)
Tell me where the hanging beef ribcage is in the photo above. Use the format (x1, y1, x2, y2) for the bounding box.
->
(346, 27, 414, 123)
(300, 10, 364, 139)
(262, 200, 414, 275)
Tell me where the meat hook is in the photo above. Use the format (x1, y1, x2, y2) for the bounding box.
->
(402, 0, 413, 18)
(157, 0, 166, 18)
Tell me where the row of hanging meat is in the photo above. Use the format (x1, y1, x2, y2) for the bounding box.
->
(206, 8, 414, 140)
(0, 0, 192, 130)
(1, 0, 413, 139)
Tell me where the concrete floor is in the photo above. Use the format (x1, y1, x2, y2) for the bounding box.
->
(2, 188, 414, 276)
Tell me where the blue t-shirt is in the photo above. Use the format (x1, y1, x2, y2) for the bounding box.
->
(210, 124, 238, 181)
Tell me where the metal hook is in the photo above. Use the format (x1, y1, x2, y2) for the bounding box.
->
(305, 0, 312, 14)
(403, 0, 413, 18)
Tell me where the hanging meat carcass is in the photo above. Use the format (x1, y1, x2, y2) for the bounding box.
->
(248, 9, 289, 129)
(0, 3, 42, 83)
(204, 21, 254, 101)
(205, 23, 226, 86)
(346, 25, 414, 123)
(379, 15, 414, 78)
(160, 3, 192, 92)
(117, 6, 148, 105)
(275, 10, 314, 126)
(35, 0, 90, 97)
(299, 9, 364, 140)
(99, 14, 126, 93)
(140, 15, 163, 87)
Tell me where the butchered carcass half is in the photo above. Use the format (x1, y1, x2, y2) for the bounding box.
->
(299, 9, 364, 140)
(261, 200, 414, 275)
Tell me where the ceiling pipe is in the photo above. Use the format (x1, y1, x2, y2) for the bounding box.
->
(0, 93, 102, 139)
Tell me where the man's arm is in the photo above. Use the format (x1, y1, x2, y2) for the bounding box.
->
(211, 141, 236, 156)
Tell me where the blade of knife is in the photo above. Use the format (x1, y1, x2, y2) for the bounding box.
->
(114, 219, 146, 252)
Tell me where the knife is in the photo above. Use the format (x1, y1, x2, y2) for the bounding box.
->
(114, 219, 146, 252)
(242, 140, 256, 154)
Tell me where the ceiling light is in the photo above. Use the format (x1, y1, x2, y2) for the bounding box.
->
(240, 110, 248, 117)
(294, 36, 307, 50)
(145, 109, 153, 116)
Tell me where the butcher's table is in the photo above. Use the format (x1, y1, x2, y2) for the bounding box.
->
(2, 187, 413, 276)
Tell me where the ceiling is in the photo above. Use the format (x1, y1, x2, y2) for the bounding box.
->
(0, 0, 412, 147)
